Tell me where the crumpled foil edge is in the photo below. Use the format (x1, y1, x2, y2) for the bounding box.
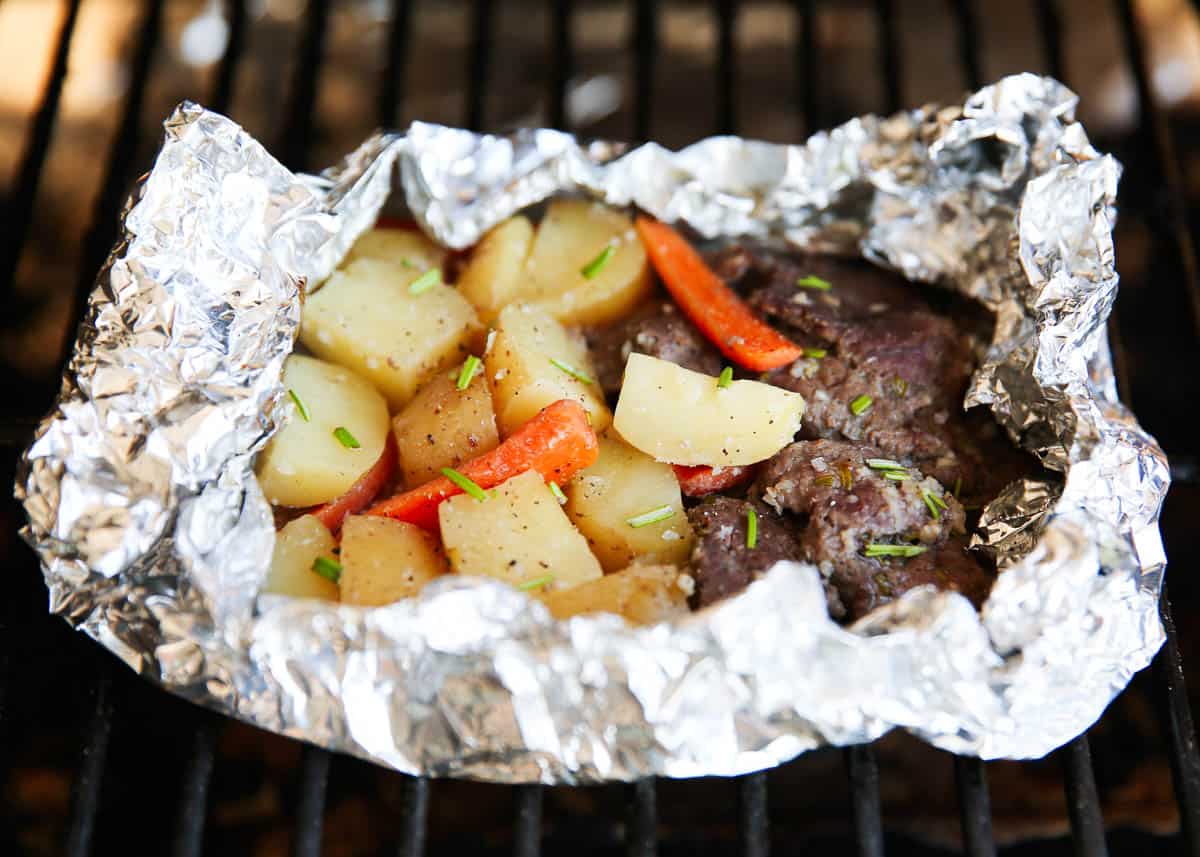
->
(16, 73, 1169, 782)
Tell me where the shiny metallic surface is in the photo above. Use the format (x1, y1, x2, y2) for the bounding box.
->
(14, 74, 1169, 782)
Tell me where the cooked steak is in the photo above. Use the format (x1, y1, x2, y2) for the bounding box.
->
(585, 300, 723, 395)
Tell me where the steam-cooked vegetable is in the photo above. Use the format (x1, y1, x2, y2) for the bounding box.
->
(565, 434, 693, 572)
(343, 226, 446, 271)
(263, 515, 340, 601)
(439, 469, 603, 588)
(258, 355, 390, 507)
(522, 199, 652, 325)
(612, 353, 806, 466)
(672, 463, 755, 497)
(338, 516, 449, 606)
(536, 563, 690, 624)
(301, 256, 482, 410)
(488, 303, 611, 435)
(311, 434, 398, 532)
(392, 361, 500, 488)
(457, 216, 535, 322)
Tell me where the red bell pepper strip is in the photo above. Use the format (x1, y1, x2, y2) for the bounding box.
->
(635, 217, 803, 371)
(672, 463, 755, 497)
(310, 433, 398, 533)
(365, 399, 599, 530)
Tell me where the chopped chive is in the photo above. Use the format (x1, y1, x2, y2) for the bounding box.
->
(892, 377, 909, 397)
(803, 347, 827, 359)
(882, 470, 911, 481)
(849, 394, 873, 416)
(930, 492, 949, 510)
(288, 388, 311, 422)
(717, 366, 734, 388)
(814, 474, 837, 488)
(549, 357, 595, 386)
(836, 463, 854, 489)
(400, 258, 418, 270)
(863, 543, 928, 558)
(626, 504, 674, 528)
(408, 268, 441, 295)
(866, 458, 905, 471)
(333, 426, 361, 449)
(953, 476, 963, 498)
(922, 490, 941, 520)
(796, 274, 832, 291)
(441, 467, 488, 501)
(311, 556, 343, 583)
(746, 507, 758, 549)
(548, 481, 567, 504)
(518, 574, 555, 591)
(581, 244, 617, 279)
(456, 355, 482, 390)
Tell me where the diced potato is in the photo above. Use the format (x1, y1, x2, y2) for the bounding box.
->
(438, 469, 603, 588)
(613, 353, 806, 466)
(343, 227, 446, 271)
(339, 516, 448, 606)
(392, 361, 500, 487)
(523, 199, 652, 325)
(257, 355, 390, 507)
(263, 515, 340, 601)
(487, 303, 611, 436)
(565, 433, 693, 572)
(537, 563, 690, 625)
(301, 257, 482, 410)
(457, 216, 534, 322)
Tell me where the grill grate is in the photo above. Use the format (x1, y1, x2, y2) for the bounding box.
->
(2, 1, 1199, 855)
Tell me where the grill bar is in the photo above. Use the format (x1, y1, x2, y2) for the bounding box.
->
(873, 0, 902, 114)
(950, 0, 983, 90)
(466, 0, 496, 131)
(715, 0, 738, 135)
(396, 775, 430, 857)
(379, 0, 414, 129)
(625, 779, 657, 857)
(64, 671, 114, 857)
(846, 745, 884, 857)
(513, 783, 544, 857)
(1155, 593, 1200, 854)
(0, 0, 82, 301)
(739, 772, 770, 857)
(170, 716, 218, 857)
(954, 756, 998, 857)
(278, 0, 331, 171)
(1032, 0, 1065, 82)
(549, 0, 573, 130)
(1060, 737, 1109, 857)
(632, 0, 658, 140)
(293, 747, 332, 857)
(211, 0, 248, 115)
(795, 0, 818, 134)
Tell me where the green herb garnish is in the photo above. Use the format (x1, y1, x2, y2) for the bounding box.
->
(548, 481, 567, 504)
(581, 244, 616, 279)
(892, 377, 909, 397)
(882, 470, 911, 481)
(746, 507, 758, 549)
(717, 366, 734, 388)
(803, 348, 827, 359)
(456, 355, 482, 390)
(333, 426, 361, 449)
(549, 357, 595, 386)
(626, 504, 674, 528)
(814, 474, 837, 488)
(796, 275, 832, 291)
(311, 556, 343, 583)
(863, 543, 928, 559)
(518, 574, 555, 591)
(441, 467, 488, 501)
(408, 268, 441, 295)
(953, 476, 963, 498)
(922, 490, 942, 520)
(288, 388, 311, 422)
(849, 394, 873, 416)
(866, 458, 905, 471)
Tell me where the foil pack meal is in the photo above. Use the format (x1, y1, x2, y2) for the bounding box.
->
(16, 74, 1170, 782)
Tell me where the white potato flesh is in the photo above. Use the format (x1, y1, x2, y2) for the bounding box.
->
(457, 216, 534, 323)
(438, 469, 603, 589)
(342, 227, 446, 271)
(487, 303, 611, 436)
(257, 355, 390, 507)
(263, 515, 340, 601)
(523, 199, 652, 326)
(339, 516, 448, 606)
(613, 353, 806, 466)
(301, 256, 482, 410)
(536, 563, 690, 625)
(565, 433, 693, 572)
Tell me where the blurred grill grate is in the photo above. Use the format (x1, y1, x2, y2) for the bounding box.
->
(0, 1, 1197, 855)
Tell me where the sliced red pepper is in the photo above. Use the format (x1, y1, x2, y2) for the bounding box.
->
(310, 433, 398, 533)
(672, 463, 755, 497)
(635, 217, 803, 371)
(365, 399, 598, 530)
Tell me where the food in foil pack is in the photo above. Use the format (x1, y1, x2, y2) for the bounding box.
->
(260, 199, 1041, 625)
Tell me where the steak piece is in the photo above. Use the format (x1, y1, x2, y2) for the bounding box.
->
(686, 495, 845, 618)
(585, 300, 723, 396)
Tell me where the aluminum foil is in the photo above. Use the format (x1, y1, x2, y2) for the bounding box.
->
(16, 74, 1170, 781)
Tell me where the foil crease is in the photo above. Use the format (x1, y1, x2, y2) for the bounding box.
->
(16, 75, 1170, 782)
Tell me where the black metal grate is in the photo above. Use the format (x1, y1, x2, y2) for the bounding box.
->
(2, 1, 1200, 855)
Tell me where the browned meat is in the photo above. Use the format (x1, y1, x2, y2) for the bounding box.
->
(585, 300, 723, 395)
(686, 495, 846, 618)
(836, 537, 994, 619)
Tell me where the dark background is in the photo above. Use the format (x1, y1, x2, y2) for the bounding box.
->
(2, 1, 1199, 854)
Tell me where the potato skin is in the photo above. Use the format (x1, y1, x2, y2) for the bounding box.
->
(257, 355, 391, 508)
(264, 515, 340, 601)
(392, 363, 500, 488)
(537, 563, 690, 625)
(339, 516, 448, 606)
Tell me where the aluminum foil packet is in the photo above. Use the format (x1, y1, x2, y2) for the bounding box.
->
(16, 74, 1170, 781)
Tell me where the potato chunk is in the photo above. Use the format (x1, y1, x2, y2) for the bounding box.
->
(613, 353, 806, 466)
(523, 199, 652, 325)
(537, 563, 690, 625)
(438, 469, 602, 588)
(457, 216, 534, 323)
(301, 257, 481, 410)
(488, 303, 611, 436)
(339, 516, 448, 606)
(263, 515, 340, 601)
(257, 355, 390, 507)
(392, 361, 500, 488)
(565, 433, 693, 572)
(343, 227, 446, 271)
